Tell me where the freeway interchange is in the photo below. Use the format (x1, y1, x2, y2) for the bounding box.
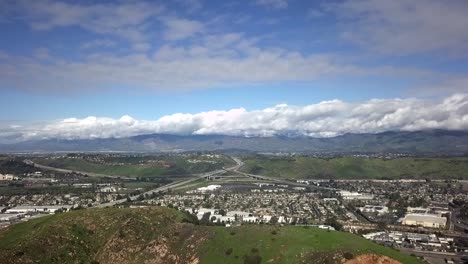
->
(27, 155, 338, 208)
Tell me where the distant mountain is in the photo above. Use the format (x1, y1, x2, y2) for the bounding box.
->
(1, 130, 468, 155)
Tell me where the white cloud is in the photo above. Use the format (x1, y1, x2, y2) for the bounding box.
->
(329, 0, 468, 55)
(13, 0, 162, 51)
(5, 94, 468, 141)
(256, 0, 288, 10)
(162, 17, 204, 41)
(0, 33, 368, 93)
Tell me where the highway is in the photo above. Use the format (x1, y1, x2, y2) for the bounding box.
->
(95, 158, 243, 208)
(228, 157, 339, 191)
(24, 159, 136, 180)
(28, 156, 336, 208)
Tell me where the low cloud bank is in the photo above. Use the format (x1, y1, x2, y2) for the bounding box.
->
(3, 94, 468, 141)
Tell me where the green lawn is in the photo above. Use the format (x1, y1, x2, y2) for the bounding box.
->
(241, 156, 468, 179)
(198, 225, 422, 264)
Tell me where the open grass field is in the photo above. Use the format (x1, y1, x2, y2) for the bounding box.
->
(32, 155, 234, 178)
(240, 156, 468, 179)
(198, 225, 422, 264)
(0, 207, 422, 264)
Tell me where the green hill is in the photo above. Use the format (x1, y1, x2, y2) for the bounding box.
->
(32, 155, 233, 178)
(241, 156, 468, 179)
(0, 207, 422, 264)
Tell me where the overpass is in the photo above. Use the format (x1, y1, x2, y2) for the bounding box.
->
(227, 157, 339, 192)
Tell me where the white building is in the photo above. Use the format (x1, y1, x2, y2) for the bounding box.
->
(0, 174, 17, 181)
(219, 216, 235, 223)
(360, 205, 389, 215)
(100, 186, 118, 193)
(339, 190, 374, 200)
(196, 208, 216, 220)
(402, 214, 447, 228)
(242, 216, 258, 223)
(195, 185, 221, 193)
(6, 205, 72, 214)
(261, 215, 272, 223)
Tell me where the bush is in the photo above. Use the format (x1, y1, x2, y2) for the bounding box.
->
(225, 248, 233, 256)
(343, 252, 353, 260)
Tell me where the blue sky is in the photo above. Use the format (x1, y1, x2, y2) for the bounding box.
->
(0, 0, 467, 140)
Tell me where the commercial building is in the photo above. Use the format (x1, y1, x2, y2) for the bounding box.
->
(0, 174, 17, 181)
(6, 205, 72, 214)
(339, 190, 374, 200)
(402, 214, 447, 228)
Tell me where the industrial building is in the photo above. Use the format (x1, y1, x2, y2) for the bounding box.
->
(402, 213, 447, 228)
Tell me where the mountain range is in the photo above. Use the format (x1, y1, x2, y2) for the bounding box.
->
(1, 130, 468, 155)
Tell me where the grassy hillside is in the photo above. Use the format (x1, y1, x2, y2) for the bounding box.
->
(32, 155, 233, 177)
(0, 207, 422, 264)
(241, 156, 468, 179)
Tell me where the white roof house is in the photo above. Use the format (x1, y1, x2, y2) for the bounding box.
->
(242, 216, 258, 223)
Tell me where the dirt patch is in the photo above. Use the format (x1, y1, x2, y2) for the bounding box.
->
(345, 254, 401, 264)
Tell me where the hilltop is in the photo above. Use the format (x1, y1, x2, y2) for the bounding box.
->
(0, 207, 422, 264)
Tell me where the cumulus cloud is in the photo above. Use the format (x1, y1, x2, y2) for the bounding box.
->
(4, 94, 468, 141)
(329, 0, 468, 55)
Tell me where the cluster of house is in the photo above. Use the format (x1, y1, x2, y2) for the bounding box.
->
(147, 191, 347, 225)
(0, 205, 73, 226)
(192, 208, 272, 224)
(363, 231, 454, 252)
(187, 207, 335, 230)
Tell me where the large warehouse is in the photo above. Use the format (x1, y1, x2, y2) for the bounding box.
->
(402, 213, 447, 229)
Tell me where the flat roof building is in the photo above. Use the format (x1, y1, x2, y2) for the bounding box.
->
(402, 213, 447, 229)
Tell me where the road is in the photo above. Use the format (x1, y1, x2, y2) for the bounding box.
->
(228, 157, 339, 191)
(24, 159, 137, 180)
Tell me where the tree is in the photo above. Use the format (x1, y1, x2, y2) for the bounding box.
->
(377, 222, 387, 230)
(270, 216, 279, 224)
(200, 212, 211, 224)
(324, 216, 343, 231)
